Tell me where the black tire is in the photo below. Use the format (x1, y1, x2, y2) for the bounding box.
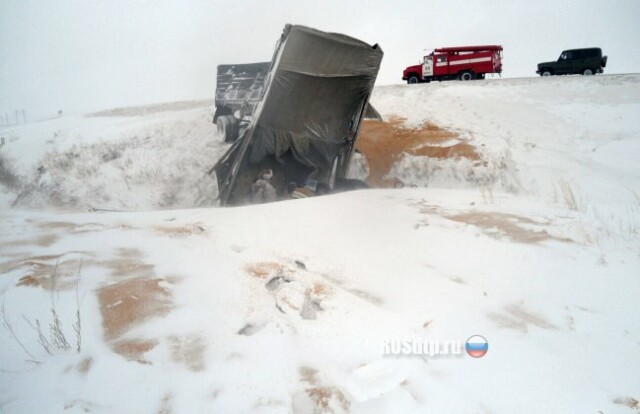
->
(216, 115, 239, 142)
(540, 69, 552, 77)
(582, 68, 594, 75)
(333, 178, 369, 191)
(459, 71, 474, 81)
(408, 75, 420, 84)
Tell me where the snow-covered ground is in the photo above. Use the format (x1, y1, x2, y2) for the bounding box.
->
(1, 75, 639, 413)
(0, 100, 220, 210)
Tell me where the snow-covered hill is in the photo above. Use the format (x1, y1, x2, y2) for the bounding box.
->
(1, 75, 639, 413)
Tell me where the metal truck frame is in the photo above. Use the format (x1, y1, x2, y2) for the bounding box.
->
(213, 62, 270, 142)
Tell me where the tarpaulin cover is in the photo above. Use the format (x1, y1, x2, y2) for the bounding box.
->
(214, 24, 383, 205)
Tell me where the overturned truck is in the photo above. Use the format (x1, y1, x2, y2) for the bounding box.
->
(212, 24, 383, 206)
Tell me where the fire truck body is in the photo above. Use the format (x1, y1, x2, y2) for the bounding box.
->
(403, 45, 503, 83)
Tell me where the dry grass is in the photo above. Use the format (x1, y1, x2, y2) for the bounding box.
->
(556, 179, 580, 211)
(158, 393, 173, 414)
(0, 149, 21, 189)
(613, 397, 639, 410)
(77, 357, 93, 374)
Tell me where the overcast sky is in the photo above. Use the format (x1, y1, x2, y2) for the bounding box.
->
(1, 0, 639, 121)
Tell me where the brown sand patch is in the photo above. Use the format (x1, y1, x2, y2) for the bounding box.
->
(447, 212, 571, 244)
(356, 118, 480, 187)
(154, 224, 206, 237)
(169, 335, 206, 372)
(112, 339, 158, 364)
(488, 303, 557, 333)
(98, 277, 173, 341)
(97, 248, 178, 362)
(77, 357, 93, 374)
(34, 234, 59, 247)
(0, 234, 60, 249)
(245, 261, 287, 279)
(38, 221, 114, 234)
(300, 367, 350, 412)
(103, 248, 155, 280)
(300, 366, 319, 385)
(281, 296, 300, 311)
(10, 254, 84, 291)
(37, 221, 77, 231)
(311, 282, 330, 297)
(411, 200, 444, 215)
(306, 387, 350, 413)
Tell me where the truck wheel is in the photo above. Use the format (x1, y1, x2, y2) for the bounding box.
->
(216, 115, 239, 142)
(408, 75, 420, 84)
(541, 69, 552, 76)
(459, 71, 474, 81)
(582, 68, 594, 75)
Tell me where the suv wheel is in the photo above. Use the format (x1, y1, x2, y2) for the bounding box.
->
(582, 68, 594, 75)
(541, 69, 552, 77)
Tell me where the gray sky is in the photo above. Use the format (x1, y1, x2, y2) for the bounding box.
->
(1, 0, 639, 121)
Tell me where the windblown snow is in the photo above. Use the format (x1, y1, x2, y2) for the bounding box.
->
(0, 75, 639, 413)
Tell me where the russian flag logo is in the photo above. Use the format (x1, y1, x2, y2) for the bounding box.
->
(465, 335, 488, 358)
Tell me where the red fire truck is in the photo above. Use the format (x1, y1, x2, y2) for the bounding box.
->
(402, 45, 503, 83)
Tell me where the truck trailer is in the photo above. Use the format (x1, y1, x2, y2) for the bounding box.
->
(214, 62, 382, 143)
(211, 24, 383, 206)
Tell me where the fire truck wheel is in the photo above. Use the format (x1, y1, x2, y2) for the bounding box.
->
(408, 75, 420, 84)
(582, 68, 594, 76)
(459, 71, 474, 81)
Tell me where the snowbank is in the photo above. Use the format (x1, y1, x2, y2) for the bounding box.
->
(1, 75, 639, 413)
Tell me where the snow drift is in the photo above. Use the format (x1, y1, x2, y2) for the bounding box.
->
(0, 75, 639, 413)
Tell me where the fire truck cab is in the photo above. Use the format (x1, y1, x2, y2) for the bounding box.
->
(403, 45, 503, 84)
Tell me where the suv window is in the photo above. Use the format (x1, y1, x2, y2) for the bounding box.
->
(560, 51, 573, 60)
(584, 49, 599, 58)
